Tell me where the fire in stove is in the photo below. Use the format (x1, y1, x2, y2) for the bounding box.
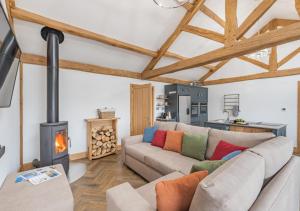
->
(55, 131, 67, 154)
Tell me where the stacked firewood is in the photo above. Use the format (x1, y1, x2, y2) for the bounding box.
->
(91, 126, 117, 157)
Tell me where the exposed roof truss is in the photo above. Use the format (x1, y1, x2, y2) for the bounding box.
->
(4, 0, 300, 85)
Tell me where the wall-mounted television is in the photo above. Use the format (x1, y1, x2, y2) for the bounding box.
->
(0, 3, 21, 108)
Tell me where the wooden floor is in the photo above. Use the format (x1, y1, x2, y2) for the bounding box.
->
(70, 152, 147, 211)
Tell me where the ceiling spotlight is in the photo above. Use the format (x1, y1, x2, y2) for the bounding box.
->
(153, 0, 190, 8)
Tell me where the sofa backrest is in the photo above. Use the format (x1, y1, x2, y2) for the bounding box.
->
(247, 136, 293, 179)
(250, 156, 300, 211)
(206, 129, 275, 159)
(189, 151, 265, 211)
(176, 123, 210, 138)
(154, 121, 177, 131)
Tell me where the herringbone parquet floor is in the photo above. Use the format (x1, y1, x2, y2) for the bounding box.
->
(70, 152, 147, 211)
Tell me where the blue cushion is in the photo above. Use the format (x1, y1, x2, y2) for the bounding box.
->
(143, 126, 158, 143)
(222, 150, 242, 161)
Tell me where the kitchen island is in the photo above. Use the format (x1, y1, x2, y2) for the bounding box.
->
(205, 120, 286, 136)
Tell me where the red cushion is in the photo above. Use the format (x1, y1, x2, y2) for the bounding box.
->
(210, 140, 248, 160)
(151, 130, 167, 148)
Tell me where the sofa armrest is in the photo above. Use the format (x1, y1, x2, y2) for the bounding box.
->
(106, 182, 154, 211)
(121, 135, 143, 163)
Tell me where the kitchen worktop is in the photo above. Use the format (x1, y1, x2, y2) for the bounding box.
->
(205, 120, 287, 136)
(206, 120, 286, 130)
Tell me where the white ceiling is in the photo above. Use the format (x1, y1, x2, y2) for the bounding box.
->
(3, 0, 300, 81)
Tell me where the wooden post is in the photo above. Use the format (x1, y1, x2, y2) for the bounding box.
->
(19, 62, 24, 170)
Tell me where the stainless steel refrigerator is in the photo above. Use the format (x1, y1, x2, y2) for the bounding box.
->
(178, 96, 191, 124)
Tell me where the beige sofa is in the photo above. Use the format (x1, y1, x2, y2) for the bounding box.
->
(107, 122, 300, 211)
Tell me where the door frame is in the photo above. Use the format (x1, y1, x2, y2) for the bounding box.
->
(296, 81, 300, 154)
(130, 83, 154, 136)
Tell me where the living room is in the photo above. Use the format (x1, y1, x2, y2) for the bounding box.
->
(0, 0, 300, 210)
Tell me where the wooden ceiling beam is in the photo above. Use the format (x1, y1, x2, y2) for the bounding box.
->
(237, 0, 276, 39)
(20, 53, 189, 84)
(183, 3, 225, 28)
(258, 18, 300, 35)
(200, 5, 225, 28)
(11, 7, 188, 62)
(141, 22, 300, 79)
(274, 18, 300, 27)
(5, 0, 15, 26)
(269, 46, 278, 71)
(225, 0, 238, 46)
(239, 56, 270, 70)
(278, 47, 300, 67)
(182, 25, 225, 43)
(203, 67, 300, 85)
(142, 0, 205, 73)
(199, 60, 229, 82)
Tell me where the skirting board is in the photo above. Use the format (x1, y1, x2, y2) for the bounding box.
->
(20, 145, 122, 171)
(69, 152, 87, 161)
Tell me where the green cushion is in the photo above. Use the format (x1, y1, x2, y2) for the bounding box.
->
(181, 134, 207, 161)
(190, 160, 226, 174)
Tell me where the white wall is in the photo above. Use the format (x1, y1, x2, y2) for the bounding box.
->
(207, 75, 300, 145)
(0, 72, 20, 187)
(0, 0, 20, 187)
(23, 64, 165, 163)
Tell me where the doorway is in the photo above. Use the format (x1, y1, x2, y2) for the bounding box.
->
(130, 84, 154, 136)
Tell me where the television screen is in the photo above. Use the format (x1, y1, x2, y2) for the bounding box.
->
(0, 3, 21, 108)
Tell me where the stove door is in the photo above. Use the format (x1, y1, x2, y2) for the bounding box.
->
(52, 124, 68, 160)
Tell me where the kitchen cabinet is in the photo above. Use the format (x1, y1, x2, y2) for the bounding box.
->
(164, 84, 208, 126)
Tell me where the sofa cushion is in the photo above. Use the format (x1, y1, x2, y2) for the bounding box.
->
(181, 134, 207, 161)
(143, 126, 158, 143)
(206, 129, 275, 159)
(125, 155, 163, 182)
(107, 182, 154, 211)
(221, 150, 242, 161)
(125, 143, 162, 163)
(189, 151, 265, 211)
(164, 130, 184, 153)
(156, 171, 208, 211)
(137, 171, 184, 209)
(176, 123, 210, 137)
(154, 121, 177, 131)
(248, 136, 293, 179)
(151, 130, 167, 148)
(144, 150, 201, 175)
(190, 160, 226, 174)
(210, 140, 248, 160)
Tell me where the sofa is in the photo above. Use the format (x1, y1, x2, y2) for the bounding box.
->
(107, 121, 300, 211)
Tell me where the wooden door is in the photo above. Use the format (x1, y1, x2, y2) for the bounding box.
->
(130, 84, 154, 136)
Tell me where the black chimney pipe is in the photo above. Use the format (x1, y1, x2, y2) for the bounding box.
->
(41, 27, 64, 123)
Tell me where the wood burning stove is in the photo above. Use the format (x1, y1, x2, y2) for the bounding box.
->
(40, 122, 69, 172)
(39, 27, 69, 173)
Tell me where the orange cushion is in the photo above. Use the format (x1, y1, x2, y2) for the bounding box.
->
(155, 171, 208, 211)
(163, 130, 184, 153)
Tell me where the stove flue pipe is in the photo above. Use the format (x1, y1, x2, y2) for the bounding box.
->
(41, 27, 64, 123)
